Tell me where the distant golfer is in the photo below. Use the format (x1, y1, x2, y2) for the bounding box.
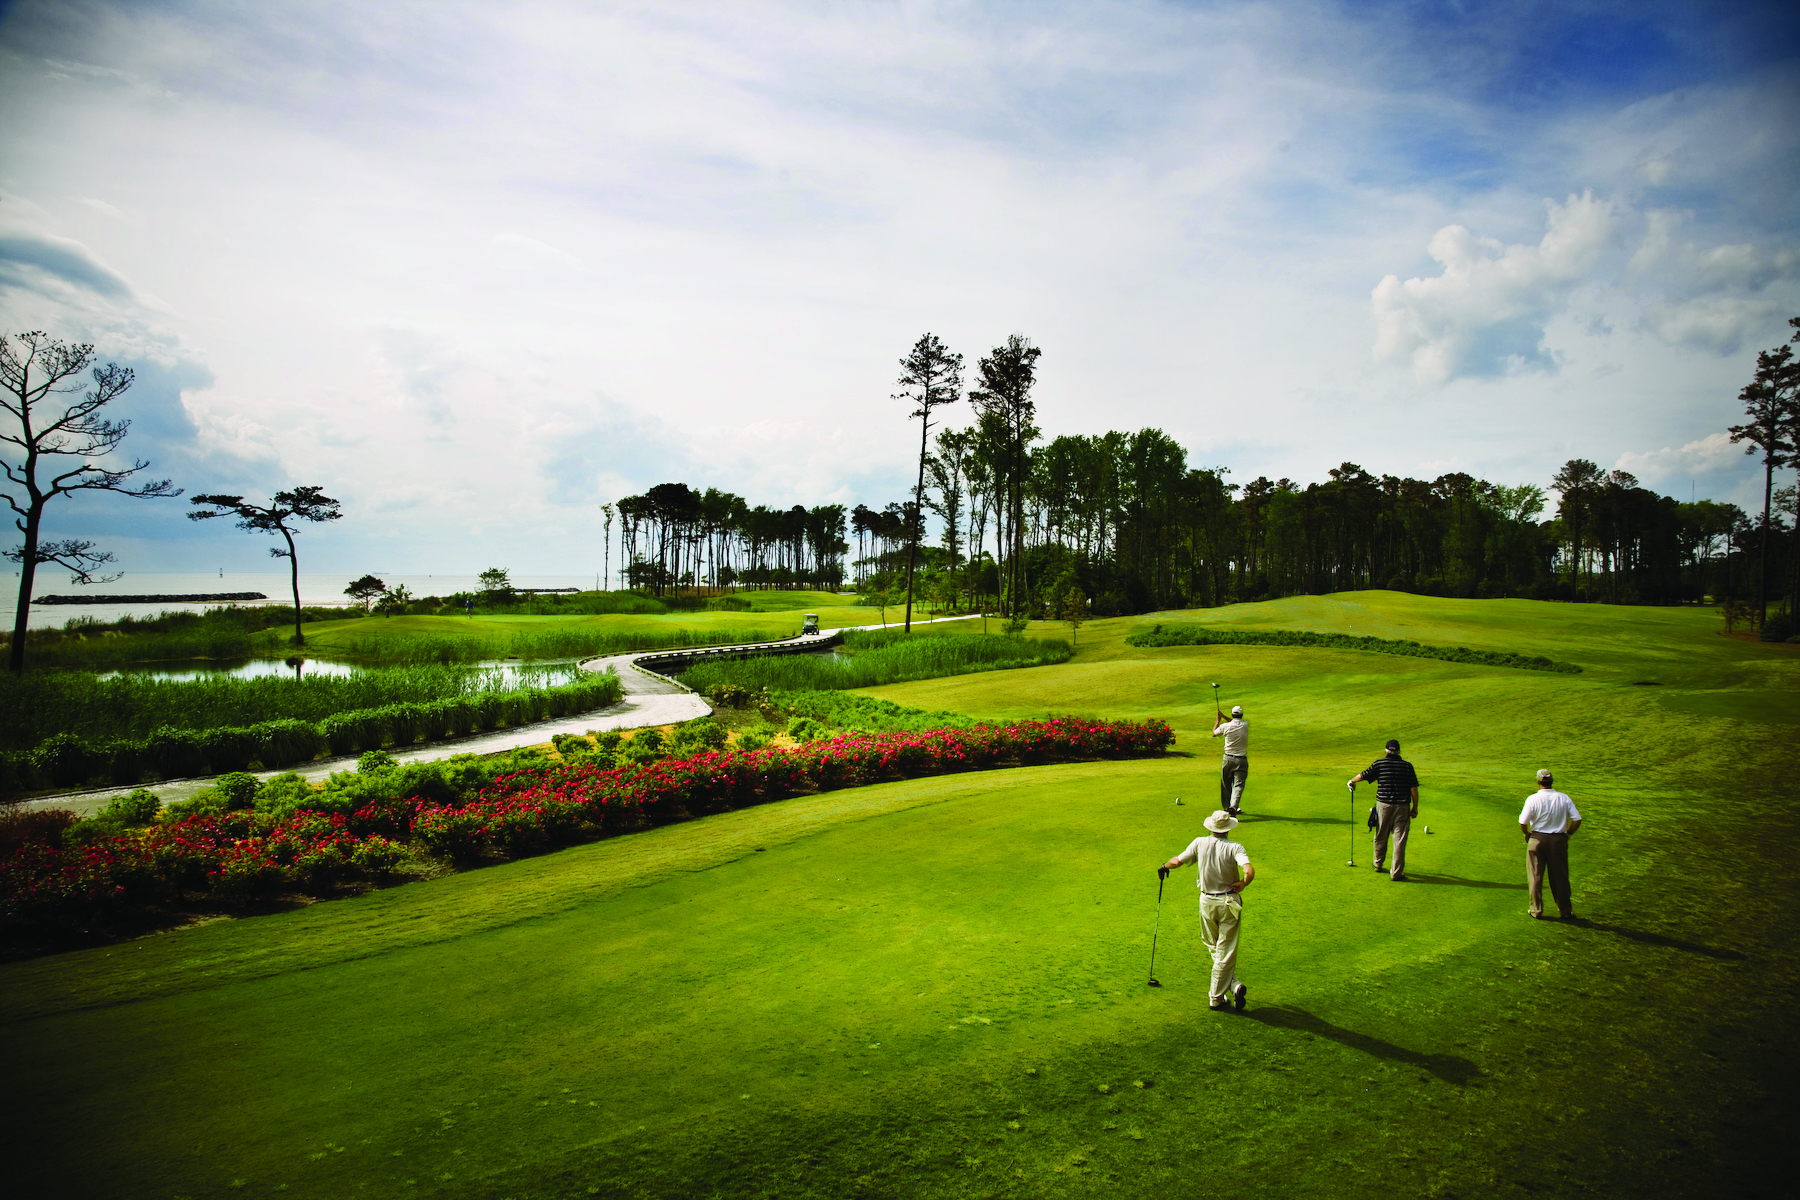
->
(1160, 809, 1255, 1012)
(1520, 769, 1582, 920)
(1212, 702, 1249, 816)
(1347, 739, 1419, 881)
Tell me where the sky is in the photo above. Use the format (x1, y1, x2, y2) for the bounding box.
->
(1, 0, 1797, 578)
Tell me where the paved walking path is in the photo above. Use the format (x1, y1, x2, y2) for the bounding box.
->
(24, 615, 976, 817)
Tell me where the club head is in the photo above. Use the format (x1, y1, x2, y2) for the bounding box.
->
(1147, 978, 1162, 988)
(1346, 859, 1355, 867)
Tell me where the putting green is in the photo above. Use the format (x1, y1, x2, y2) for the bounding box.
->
(4, 594, 1796, 1198)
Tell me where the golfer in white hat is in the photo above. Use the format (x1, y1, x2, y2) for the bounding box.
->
(1160, 810, 1256, 1011)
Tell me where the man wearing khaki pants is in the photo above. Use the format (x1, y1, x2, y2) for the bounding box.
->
(1161, 809, 1256, 1012)
(1520, 768, 1583, 920)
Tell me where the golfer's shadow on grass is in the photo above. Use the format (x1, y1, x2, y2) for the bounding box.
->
(1569, 919, 1746, 961)
(1237, 814, 1344, 825)
(1241, 1006, 1482, 1086)
(1404, 873, 1525, 890)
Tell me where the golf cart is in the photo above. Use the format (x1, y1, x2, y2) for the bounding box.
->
(801, 613, 821, 636)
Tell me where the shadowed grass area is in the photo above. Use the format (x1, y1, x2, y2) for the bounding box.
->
(2, 593, 1795, 1199)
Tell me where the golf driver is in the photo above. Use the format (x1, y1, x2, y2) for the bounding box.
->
(1147, 871, 1166, 987)
(1211, 681, 1221, 722)
(1346, 780, 1357, 866)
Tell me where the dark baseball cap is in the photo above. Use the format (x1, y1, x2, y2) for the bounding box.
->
(1385, 738, 1401, 752)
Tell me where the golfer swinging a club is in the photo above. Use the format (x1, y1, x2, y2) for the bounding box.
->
(1160, 810, 1255, 1012)
(1211, 698, 1249, 817)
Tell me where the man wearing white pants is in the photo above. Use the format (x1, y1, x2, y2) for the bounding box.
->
(1162, 809, 1256, 1012)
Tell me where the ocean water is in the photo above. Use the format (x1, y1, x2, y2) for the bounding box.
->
(7, 572, 604, 631)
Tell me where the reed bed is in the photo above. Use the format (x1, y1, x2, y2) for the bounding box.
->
(0, 663, 577, 751)
(678, 630, 1072, 694)
(334, 626, 776, 665)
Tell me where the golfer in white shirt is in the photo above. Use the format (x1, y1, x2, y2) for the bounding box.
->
(1212, 703, 1249, 816)
(1161, 810, 1256, 1012)
(1519, 769, 1583, 920)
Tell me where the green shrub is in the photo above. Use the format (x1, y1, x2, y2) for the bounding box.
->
(735, 730, 768, 753)
(64, 788, 165, 846)
(143, 726, 206, 780)
(670, 718, 727, 753)
(630, 728, 665, 754)
(358, 750, 398, 774)
(349, 837, 407, 876)
(255, 720, 327, 767)
(592, 730, 622, 751)
(785, 717, 830, 743)
(252, 773, 321, 819)
(0, 749, 42, 794)
(32, 733, 104, 788)
(215, 772, 262, 810)
(96, 788, 162, 826)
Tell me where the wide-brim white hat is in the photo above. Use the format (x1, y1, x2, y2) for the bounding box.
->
(1204, 810, 1238, 833)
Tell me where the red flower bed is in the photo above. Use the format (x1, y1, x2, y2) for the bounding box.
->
(1, 718, 1172, 927)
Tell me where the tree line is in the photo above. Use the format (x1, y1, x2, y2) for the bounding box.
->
(612, 482, 850, 594)
(598, 323, 1797, 633)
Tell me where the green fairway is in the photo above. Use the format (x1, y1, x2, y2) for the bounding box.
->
(4, 594, 1796, 1198)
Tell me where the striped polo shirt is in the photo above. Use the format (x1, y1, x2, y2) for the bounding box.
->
(1363, 755, 1420, 803)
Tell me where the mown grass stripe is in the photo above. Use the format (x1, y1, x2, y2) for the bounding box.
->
(1125, 624, 1582, 673)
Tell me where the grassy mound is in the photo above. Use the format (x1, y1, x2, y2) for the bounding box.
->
(1, 593, 1795, 1198)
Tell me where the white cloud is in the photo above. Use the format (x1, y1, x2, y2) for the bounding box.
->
(1642, 294, 1793, 356)
(1628, 210, 1799, 353)
(1615, 431, 1743, 481)
(1, 1, 1794, 571)
(1371, 192, 1616, 383)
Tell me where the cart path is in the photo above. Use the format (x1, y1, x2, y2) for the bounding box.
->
(24, 615, 977, 817)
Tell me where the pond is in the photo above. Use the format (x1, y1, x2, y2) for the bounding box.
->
(97, 657, 586, 687)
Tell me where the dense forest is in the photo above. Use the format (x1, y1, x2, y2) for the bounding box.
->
(611, 325, 1799, 632)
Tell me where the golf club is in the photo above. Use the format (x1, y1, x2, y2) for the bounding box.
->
(1147, 872, 1166, 987)
(1212, 680, 1221, 723)
(1346, 780, 1356, 866)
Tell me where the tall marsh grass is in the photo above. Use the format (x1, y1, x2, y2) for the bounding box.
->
(0, 664, 579, 751)
(336, 626, 776, 665)
(3, 605, 345, 669)
(678, 630, 1072, 693)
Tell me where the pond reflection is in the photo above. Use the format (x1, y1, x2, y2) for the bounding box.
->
(97, 657, 581, 687)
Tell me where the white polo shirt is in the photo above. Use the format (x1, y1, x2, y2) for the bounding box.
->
(1177, 834, 1251, 893)
(1519, 788, 1582, 834)
(1212, 717, 1249, 757)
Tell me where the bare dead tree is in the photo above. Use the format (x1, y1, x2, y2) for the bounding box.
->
(2, 331, 181, 671)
